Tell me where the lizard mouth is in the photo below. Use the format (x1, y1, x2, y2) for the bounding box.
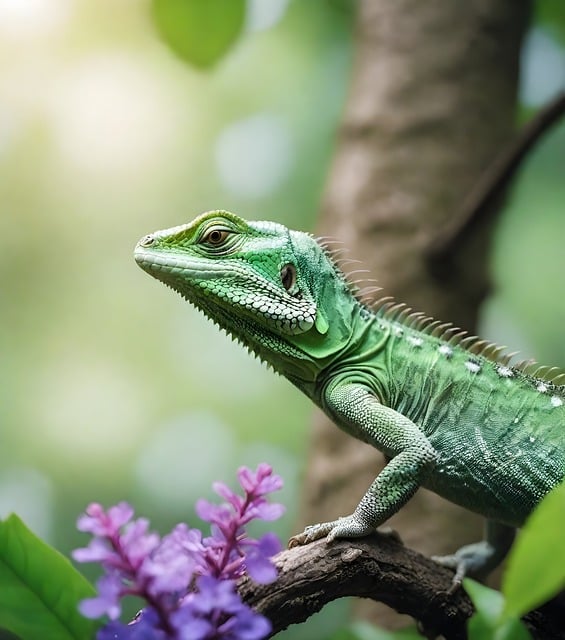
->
(136, 247, 317, 374)
(134, 246, 232, 280)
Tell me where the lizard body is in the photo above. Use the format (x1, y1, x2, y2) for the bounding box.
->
(134, 210, 565, 580)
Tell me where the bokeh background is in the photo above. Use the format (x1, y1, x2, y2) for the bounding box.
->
(1, 0, 564, 636)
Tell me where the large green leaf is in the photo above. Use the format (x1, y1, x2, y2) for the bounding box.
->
(464, 580, 531, 640)
(502, 481, 565, 618)
(151, 0, 246, 69)
(0, 515, 97, 640)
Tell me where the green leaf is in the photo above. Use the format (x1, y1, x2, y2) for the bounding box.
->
(465, 579, 504, 640)
(151, 0, 246, 69)
(467, 614, 531, 640)
(465, 579, 505, 622)
(467, 611, 498, 640)
(502, 481, 565, 618)
(465, 580, 531, 640)
(0, 514, 97, 640)
(328, 621, 421, 640)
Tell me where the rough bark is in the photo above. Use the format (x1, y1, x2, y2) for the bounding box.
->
(299, 0, 531, 629)
(240, 536, 565, 639)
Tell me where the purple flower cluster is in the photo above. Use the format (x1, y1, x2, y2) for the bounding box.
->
(73, 464, 284, 640)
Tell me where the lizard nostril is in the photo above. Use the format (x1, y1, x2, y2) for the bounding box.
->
(139, 234, 156, 248)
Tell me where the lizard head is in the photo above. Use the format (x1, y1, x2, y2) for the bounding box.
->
(134, 211, 353, 379)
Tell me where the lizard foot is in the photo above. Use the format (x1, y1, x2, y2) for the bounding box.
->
(289, 514, 376, 548)
(432, 540, 500, 590)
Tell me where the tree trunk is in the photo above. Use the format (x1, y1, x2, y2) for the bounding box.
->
(300, 0, 531, 628)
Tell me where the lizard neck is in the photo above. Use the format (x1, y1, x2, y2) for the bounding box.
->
(281, 290, 378, 388)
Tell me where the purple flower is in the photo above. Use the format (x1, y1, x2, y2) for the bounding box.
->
(78, 503, 134, 537)
(141, 525, 200, 596)
(73, 537, 120, 565)
(121, 518, 161, 568)
(97, 609, 167, 640)
(73, 511, 160, 578)
(195, 500, 233, 532)
(79, 573, 123, 620)
(196, 465, 284, 584)
(74, 464, 284, 640)
(242, 533, 282, 584)
(172, 576, 271, 640)
(238, 464, 283, 496)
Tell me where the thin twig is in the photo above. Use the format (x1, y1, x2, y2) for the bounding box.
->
(427, 91, 565, 271)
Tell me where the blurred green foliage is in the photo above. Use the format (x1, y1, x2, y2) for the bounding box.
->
(152, 0, 246, 68)
(536, 0, 565, 42)
(463, 482, 565, 638)
(502, 481, 565, 618)
(0, 0, 563, 637)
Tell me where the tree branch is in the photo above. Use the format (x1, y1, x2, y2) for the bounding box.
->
(240, 533, 565, 639)
(426, 91, 565, 273)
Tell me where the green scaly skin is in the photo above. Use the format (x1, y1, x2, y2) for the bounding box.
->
(134, 210, 565, 583)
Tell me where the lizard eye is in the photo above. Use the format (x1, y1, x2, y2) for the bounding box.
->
(202, 227, 230, 246)
(281, 264, 296, 292)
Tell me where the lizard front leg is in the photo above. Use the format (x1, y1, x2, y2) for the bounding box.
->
(289, 382, 438, 547)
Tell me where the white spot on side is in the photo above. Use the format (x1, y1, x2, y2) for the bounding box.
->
(529, 436, 536, 443)
(537, 382, 548, 393)
(438, 344, 453, 358)
(550, 396, 563, 408)
(407, 335, 423, 348)
(392, 325, 404, 337)
(496, 365, 514, 378)
(513, 417, 519, 424)
(465, 360, 481, 374)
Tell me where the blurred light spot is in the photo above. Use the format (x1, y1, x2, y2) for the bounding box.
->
(215, 113, 293, 198)
(0, 0, 70, 40)
(0, 468, 53, 541)
(246, 0, 289, 32)
(36, 355, 144, 457)
(134, 412, 236, 509)
(520, 28, 565, 108)
(48, 54, 182, 176)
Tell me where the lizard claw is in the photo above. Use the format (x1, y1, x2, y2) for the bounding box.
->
(288, 521, 334, 548)
(433, 540, 499, 589)
(431, 553, 466, 592)
(289, 514, 376, 548)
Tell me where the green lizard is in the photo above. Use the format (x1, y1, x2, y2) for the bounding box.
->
(134, 210, 565, 582)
